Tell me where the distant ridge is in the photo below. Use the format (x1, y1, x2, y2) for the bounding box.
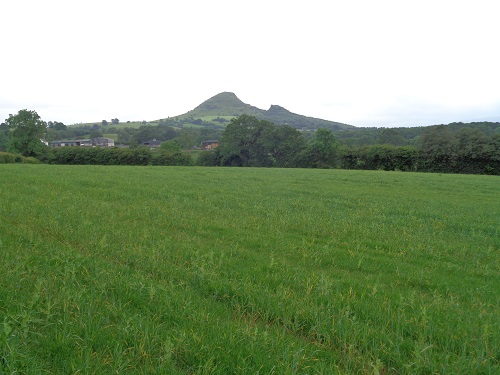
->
(176, 92, 354, 131)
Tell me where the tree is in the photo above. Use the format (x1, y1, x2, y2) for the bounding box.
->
(160, 140, 181, 153)
(174, 128, 202, 149)
(219, 115, 280, 167)
(452, 128, 487, 159)
(90, 129, 103, 139)
(219, 115, 268, 166)
(218, 115, 308, 167)
(257, 124, 306, 167)
(5, 109, 47, 157)
(377, 128, 406, 146)
(197, 149, 221, 166)
(53, 121, 67, 131)
(451, 127, 495, 174)
(484, 134, 500, 174)
(418, 125, 454, 172)
(299, 128, 339, 168)
(0, 123, 9, 152)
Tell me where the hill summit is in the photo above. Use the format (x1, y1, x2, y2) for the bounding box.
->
(177, 92, 354, 131)
(183, 92, 263, 118)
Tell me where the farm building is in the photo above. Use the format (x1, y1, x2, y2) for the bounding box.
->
(50, 139, 91, 147)
(92, 137, 115, 147)
(50, 137, 115, 148)
(201, 140, 219, 150)
(143, 139, 162, 148)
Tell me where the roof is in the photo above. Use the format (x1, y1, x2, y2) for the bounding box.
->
(50, 139, 90, 143)
(143, 139, 162, 145)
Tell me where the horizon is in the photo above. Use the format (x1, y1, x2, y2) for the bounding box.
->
(1, 1, 499, 128)
(5, 90, 500, 129)
(63, 91, 500, 129)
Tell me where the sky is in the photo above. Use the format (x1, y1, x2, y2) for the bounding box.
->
(1, 0, 499, 128)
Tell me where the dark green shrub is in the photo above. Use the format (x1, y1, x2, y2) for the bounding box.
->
(0, 152, 16, 163)
(0, 152, 42, 164)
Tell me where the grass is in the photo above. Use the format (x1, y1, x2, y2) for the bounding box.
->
(71, 121, 150, 129)
(0, 165, 498, 374)
(102, 134, 118, 141)
(198, 115, 234, 123)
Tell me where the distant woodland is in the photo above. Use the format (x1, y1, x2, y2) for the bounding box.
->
(1, 110, 499, 175)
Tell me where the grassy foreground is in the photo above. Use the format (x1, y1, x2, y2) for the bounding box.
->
(0, 165, 498, 374)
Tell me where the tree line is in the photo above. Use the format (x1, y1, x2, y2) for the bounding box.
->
(42, 120, 223, 150)
(46, 145, 192, 166)
(197, 115, 499, 174)
(1, 110, 499, 174)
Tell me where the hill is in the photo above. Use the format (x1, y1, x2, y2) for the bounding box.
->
(175, 92, 355, 131)
(178, 92, 264, 118)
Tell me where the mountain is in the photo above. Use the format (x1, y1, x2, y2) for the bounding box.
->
(175, 92, 354, 131)
(179, 92, 263, 118)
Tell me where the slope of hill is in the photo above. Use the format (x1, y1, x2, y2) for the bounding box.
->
(176, 92, 355, 131)
(179, 92, 264, 118)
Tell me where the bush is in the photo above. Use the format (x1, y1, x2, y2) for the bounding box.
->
(197, 150, 221, 166)
(48, 147, 155, 166)
(0, 152, 41, 164)
(0, 152, 16, 163)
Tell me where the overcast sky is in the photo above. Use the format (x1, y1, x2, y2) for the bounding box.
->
(2, 0, 499, 127)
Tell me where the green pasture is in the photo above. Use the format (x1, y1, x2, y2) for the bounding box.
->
(71, 121, 151, 129)
(198, 115, 234, 123)
(102, 134, 118, 141)
(0, 165, 498, 374)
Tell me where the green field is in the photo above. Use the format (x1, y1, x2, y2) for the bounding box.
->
(1, 165, 498, 374)
(71, 121, 151, 129)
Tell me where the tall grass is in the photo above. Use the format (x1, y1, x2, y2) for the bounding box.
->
(1, 165, 498, 374)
